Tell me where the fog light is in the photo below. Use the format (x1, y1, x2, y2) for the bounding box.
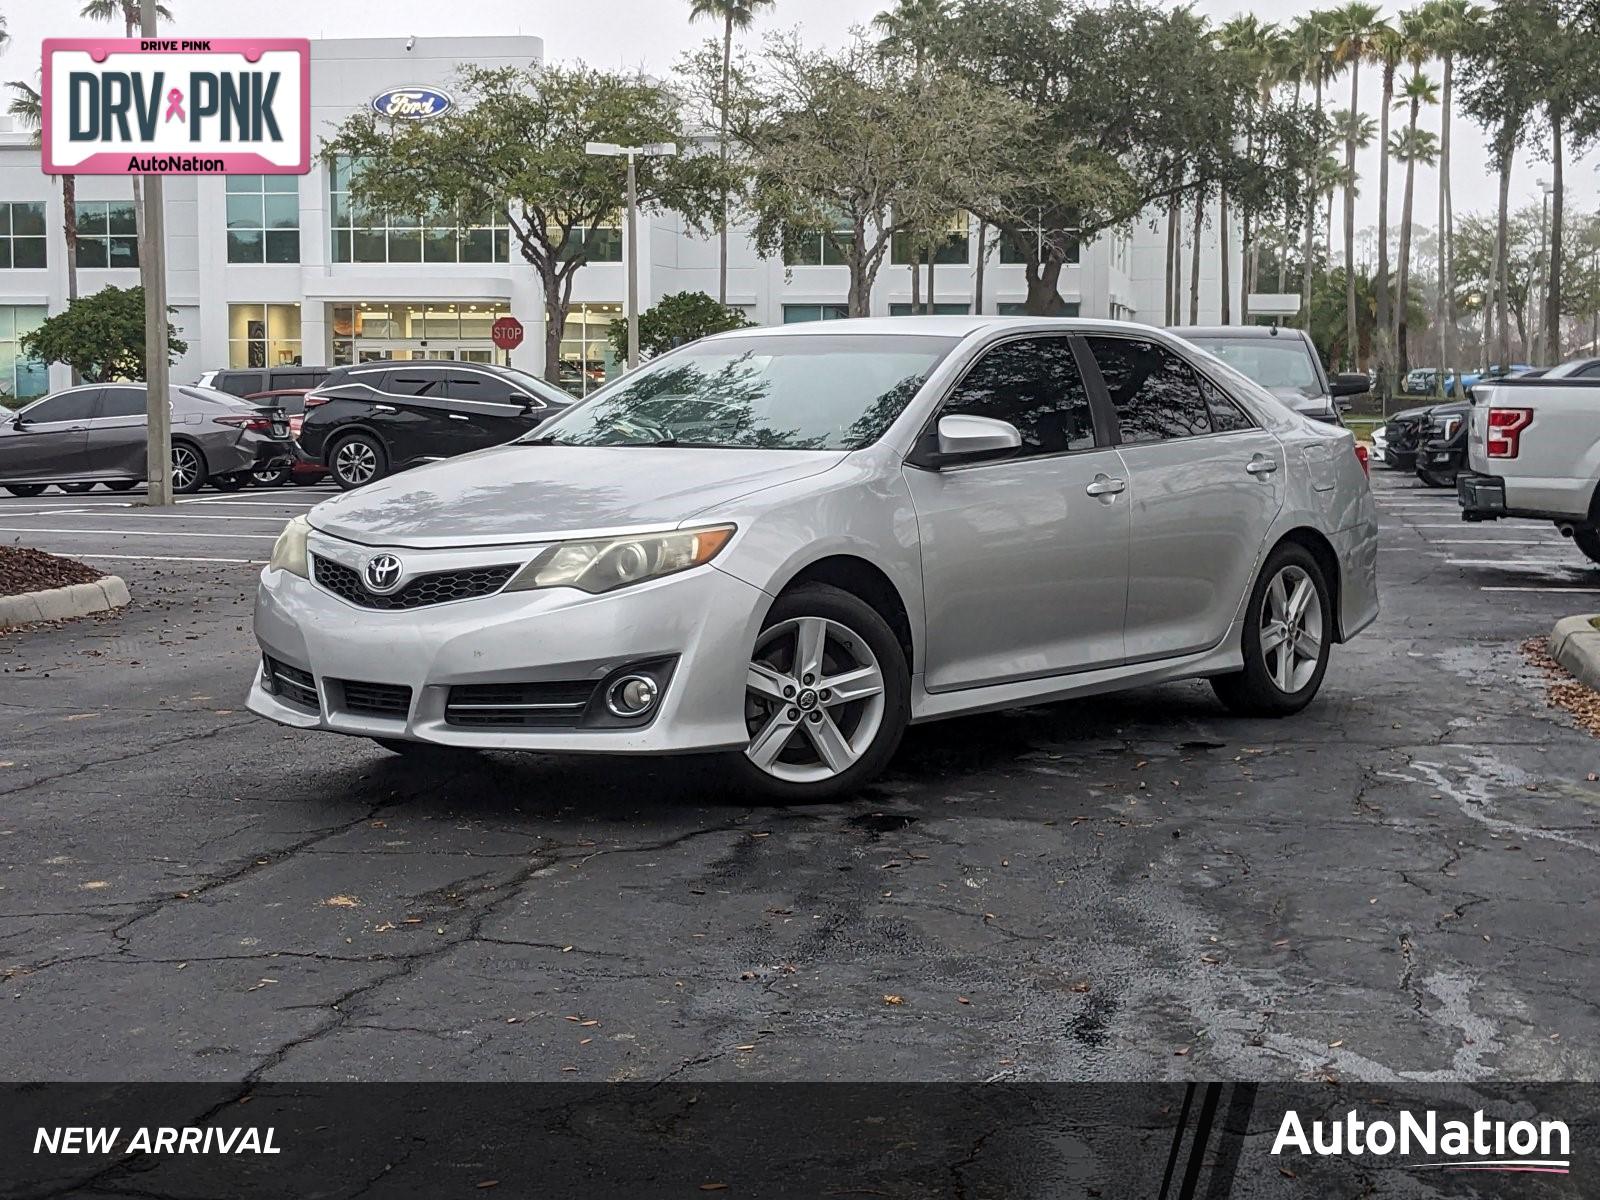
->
(605, 674, 659, 718)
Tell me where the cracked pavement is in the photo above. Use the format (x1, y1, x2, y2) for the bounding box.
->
(1, 471, 1598, 1083)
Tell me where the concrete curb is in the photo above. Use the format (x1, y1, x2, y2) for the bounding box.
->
(0, 576, 130, 629)
(1551, 614, 1600, 692)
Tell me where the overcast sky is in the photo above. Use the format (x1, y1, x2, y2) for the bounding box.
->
(3, 0, 1589, 239)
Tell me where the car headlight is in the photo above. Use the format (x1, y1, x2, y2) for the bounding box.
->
(505, 524, 734, 594)
(268, 514, 311, 578)
(1440, 416, 1461, 439)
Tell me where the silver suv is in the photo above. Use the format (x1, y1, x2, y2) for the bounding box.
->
(248, 318, 1378, 800)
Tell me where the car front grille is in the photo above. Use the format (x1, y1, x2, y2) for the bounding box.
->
(263, 656, 318, 711)
(445, 681, 597, 728)
(338, 679, 413, 718)
(311, 555, 519, 610)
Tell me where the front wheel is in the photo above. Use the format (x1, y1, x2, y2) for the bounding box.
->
(1417, 466, 1457, 489)
(728, 583, 910, 802)
(58, 482, 96, 493)
(170, 442, 206, 494)
(3, 484, 46, 497)
(329, 433, 387, 490)
(105, 481, 137, 492)
(1211, 543, 1333, 717)
(252, 466, 291, 487)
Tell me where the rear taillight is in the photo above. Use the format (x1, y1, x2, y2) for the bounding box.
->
(303, 393, 329, 409)
(213, 414, 271, 432)
(1486, 407, 1533, 458)
(1354, 442, 1369, 478)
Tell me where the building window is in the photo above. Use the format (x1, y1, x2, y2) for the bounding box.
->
(228, 303, 303, 368)
(554, 222, 622, 264)
(782, 304, 850, 323)
(996, 301, 1079, 317)
(0, 203, 47, 269)
(226, 175, 300, 263)
(892, 214, 971, 265)
(75, 200, 139, 268)
(889, 302, 970, 316)
(999, 225, 1079, 266)
(784, 217, 855, 267)
(330, 156, 509, 264)
(329, 302, 516, 366)
(0, 306, 48, 401)
(559, 302, 622, 397)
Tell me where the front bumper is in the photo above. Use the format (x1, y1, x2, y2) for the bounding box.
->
(247, 553, 771, 754)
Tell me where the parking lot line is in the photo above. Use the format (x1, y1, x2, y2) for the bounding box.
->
(1480, 585, 1600, 593)
(1444, 558, 1592, 568)
(1426, 539, 1562, 545)
(76, 553, 265, 564)
(0, 526, 278, 540)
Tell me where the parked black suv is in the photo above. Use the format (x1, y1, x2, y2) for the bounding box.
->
(298, 360, 573, 490)
(198, 366, 332, 398)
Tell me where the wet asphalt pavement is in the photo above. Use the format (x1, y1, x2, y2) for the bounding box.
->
(1, 471, 1598, 1084)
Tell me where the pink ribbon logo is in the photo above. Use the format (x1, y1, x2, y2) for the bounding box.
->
(164, 88, 185, 123)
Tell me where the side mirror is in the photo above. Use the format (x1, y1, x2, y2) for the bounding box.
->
(11, 416, 29, 430)
(920, 414, 1022, 468)
(1331, 373, 1371, 398)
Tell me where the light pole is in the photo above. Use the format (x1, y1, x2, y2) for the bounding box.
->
(585, 141, 677, 371)
(140, 2, 172, 505)
(1536, 179, 1553, 365)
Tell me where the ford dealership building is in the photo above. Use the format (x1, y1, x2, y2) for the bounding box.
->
(0, 36, 1238, 400)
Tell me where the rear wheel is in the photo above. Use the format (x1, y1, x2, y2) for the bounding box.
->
(170, 442, 206, 494)
(58, 482, 96, 493)
(728, 583, 910, 802)
(105, 481, 137, 492)
(3, 484, 46, 497)
(1212, 543, 1332, 717)
(252, 466, 291, 487)
(329, 433, 386, 490)
(1573, 528, 1600, 566)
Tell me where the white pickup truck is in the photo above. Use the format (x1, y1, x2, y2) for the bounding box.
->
(1458, 357, 1600, 562)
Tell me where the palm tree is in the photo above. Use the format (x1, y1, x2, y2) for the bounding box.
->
(1287, 12, 1334, 332)
(1420, 1, 1482, 390)
(1393, 73, 1440, 378)
(1327, 2, 1389, 369)
(7, 82, 80, 382)
(689, 0, 775, 306)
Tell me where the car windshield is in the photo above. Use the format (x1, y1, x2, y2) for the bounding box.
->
(526, 333, 958, 450)
(1182, 336, 1321, 396)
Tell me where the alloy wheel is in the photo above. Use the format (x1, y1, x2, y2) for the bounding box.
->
(744, 616, 886, 784)
(1260, 564, 1323, 694)
(335, 440, 378, 486)
(170, 445, 200, 492)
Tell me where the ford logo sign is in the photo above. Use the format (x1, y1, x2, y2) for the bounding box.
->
(371, 86, 453, 120)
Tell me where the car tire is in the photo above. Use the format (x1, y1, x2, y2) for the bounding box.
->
(3, 484, 46, 497)
(1417, 467, 1457, 489)
(58, 482, 96, 493)
(170, 442, 207, 494)
(210, 472, 248, 492)
(329, 433, 387, 490)
(252, 466, 291, 487)
(105, 481, 137, 492)
(290, 473, 323, 486)
(1211, 542, 1333, 718)
(727, 582, 911, 802)
(1573, 528, 1600, 566)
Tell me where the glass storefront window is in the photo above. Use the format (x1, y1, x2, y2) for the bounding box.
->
(329, 302, 515, 366)
(75, 200, 139, 268)
(782, 304, 850, 323)
(558, 302, 621, 397)
(0, 305, 48, 401)
(330, 155, 509, 265)
(226, 175, 300, 263)
(228, 302, 303, 368)
(0, 203, 47, 269)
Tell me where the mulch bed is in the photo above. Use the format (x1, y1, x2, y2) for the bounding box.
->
(0, 545, 104, 599)
(1523, 635, 1600, 739)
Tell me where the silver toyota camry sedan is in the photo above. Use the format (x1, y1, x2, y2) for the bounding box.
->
(248, 318, 1378, 800)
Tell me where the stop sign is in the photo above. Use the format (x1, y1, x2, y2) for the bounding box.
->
(491, 316, 525, 351)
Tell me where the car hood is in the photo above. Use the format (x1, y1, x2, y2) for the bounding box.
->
(307, 445, 845, 548)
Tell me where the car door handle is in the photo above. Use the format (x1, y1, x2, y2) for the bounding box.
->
(1085, 474, 1126, 497)
(371, 404, 398, 414)
(1246, 456, 1279, 475)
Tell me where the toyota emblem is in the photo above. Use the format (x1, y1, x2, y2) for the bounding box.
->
(364, 554, 404, 594)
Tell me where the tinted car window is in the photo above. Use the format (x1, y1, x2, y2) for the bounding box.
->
(1087, 337, 1212, 443)
(100, 386, 147, 419)
(381, 368, 445, 397)
(272, 371, 318, 391)
(941, 336, 1096, 458)
(26, 390, 100, 422)
(447, 368, 518, 404)
(214, 371, 265, 397)
(1202, 378, 1253, 432)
